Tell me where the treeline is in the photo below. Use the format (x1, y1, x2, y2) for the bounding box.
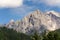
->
(43, 29, 60, 40)
(0, 27, 32, 40)
(0, 26, 60, 40)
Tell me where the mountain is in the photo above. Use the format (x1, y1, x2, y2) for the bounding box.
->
(6, 19, 17, 29)
(46, 10, 60, 17)
(6, 10, 60, 35)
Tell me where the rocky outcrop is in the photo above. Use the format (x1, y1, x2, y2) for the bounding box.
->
(6, 10, 60, 35)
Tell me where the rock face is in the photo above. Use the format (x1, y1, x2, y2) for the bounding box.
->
(6, 19, 17, 29)
(6, 10, 60, 34)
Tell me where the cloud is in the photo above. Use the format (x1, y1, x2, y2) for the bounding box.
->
(9, 5, 37, 18)
(26, 0, 41, 4)
(0, 0, 23, 8)
(40, 0, 60, 7)
(27, 0, 60, 7)
(10, 5, 37, 14)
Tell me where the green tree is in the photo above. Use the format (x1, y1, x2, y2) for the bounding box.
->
(43, 31, 60, 40)
(31, 31, 41, 40)
(0, 27, 32, 40)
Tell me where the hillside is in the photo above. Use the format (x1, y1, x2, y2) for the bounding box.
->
(0, 26, 32, 40)
(0, 26, 60, 40)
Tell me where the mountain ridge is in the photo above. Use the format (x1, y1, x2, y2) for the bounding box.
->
(6, 10, 60, 35)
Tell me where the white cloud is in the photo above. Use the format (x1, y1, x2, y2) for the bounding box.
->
(27, 0, 42, 4)
(28, 0, 60, 7)
(10, 5, 36, 14)
(41, 0, 60, 7)
(9, 5, 37, 18)
(0, 0, 23, 8)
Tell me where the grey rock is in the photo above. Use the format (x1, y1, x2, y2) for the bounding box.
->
(6, 10, 60, 35)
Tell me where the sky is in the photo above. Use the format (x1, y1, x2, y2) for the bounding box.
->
(0, 0, 60, 24)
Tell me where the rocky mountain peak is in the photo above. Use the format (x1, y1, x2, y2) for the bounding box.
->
(28, 9, 41, 15)
(6, 10, 60, 35)
(46, 10, 60, 17)
(10, 19, 14, 23)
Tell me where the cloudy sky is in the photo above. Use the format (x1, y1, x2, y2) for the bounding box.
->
(0, 0, 60, 24)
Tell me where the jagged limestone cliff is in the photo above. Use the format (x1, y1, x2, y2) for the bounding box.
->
(6, 10, 60, 34)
